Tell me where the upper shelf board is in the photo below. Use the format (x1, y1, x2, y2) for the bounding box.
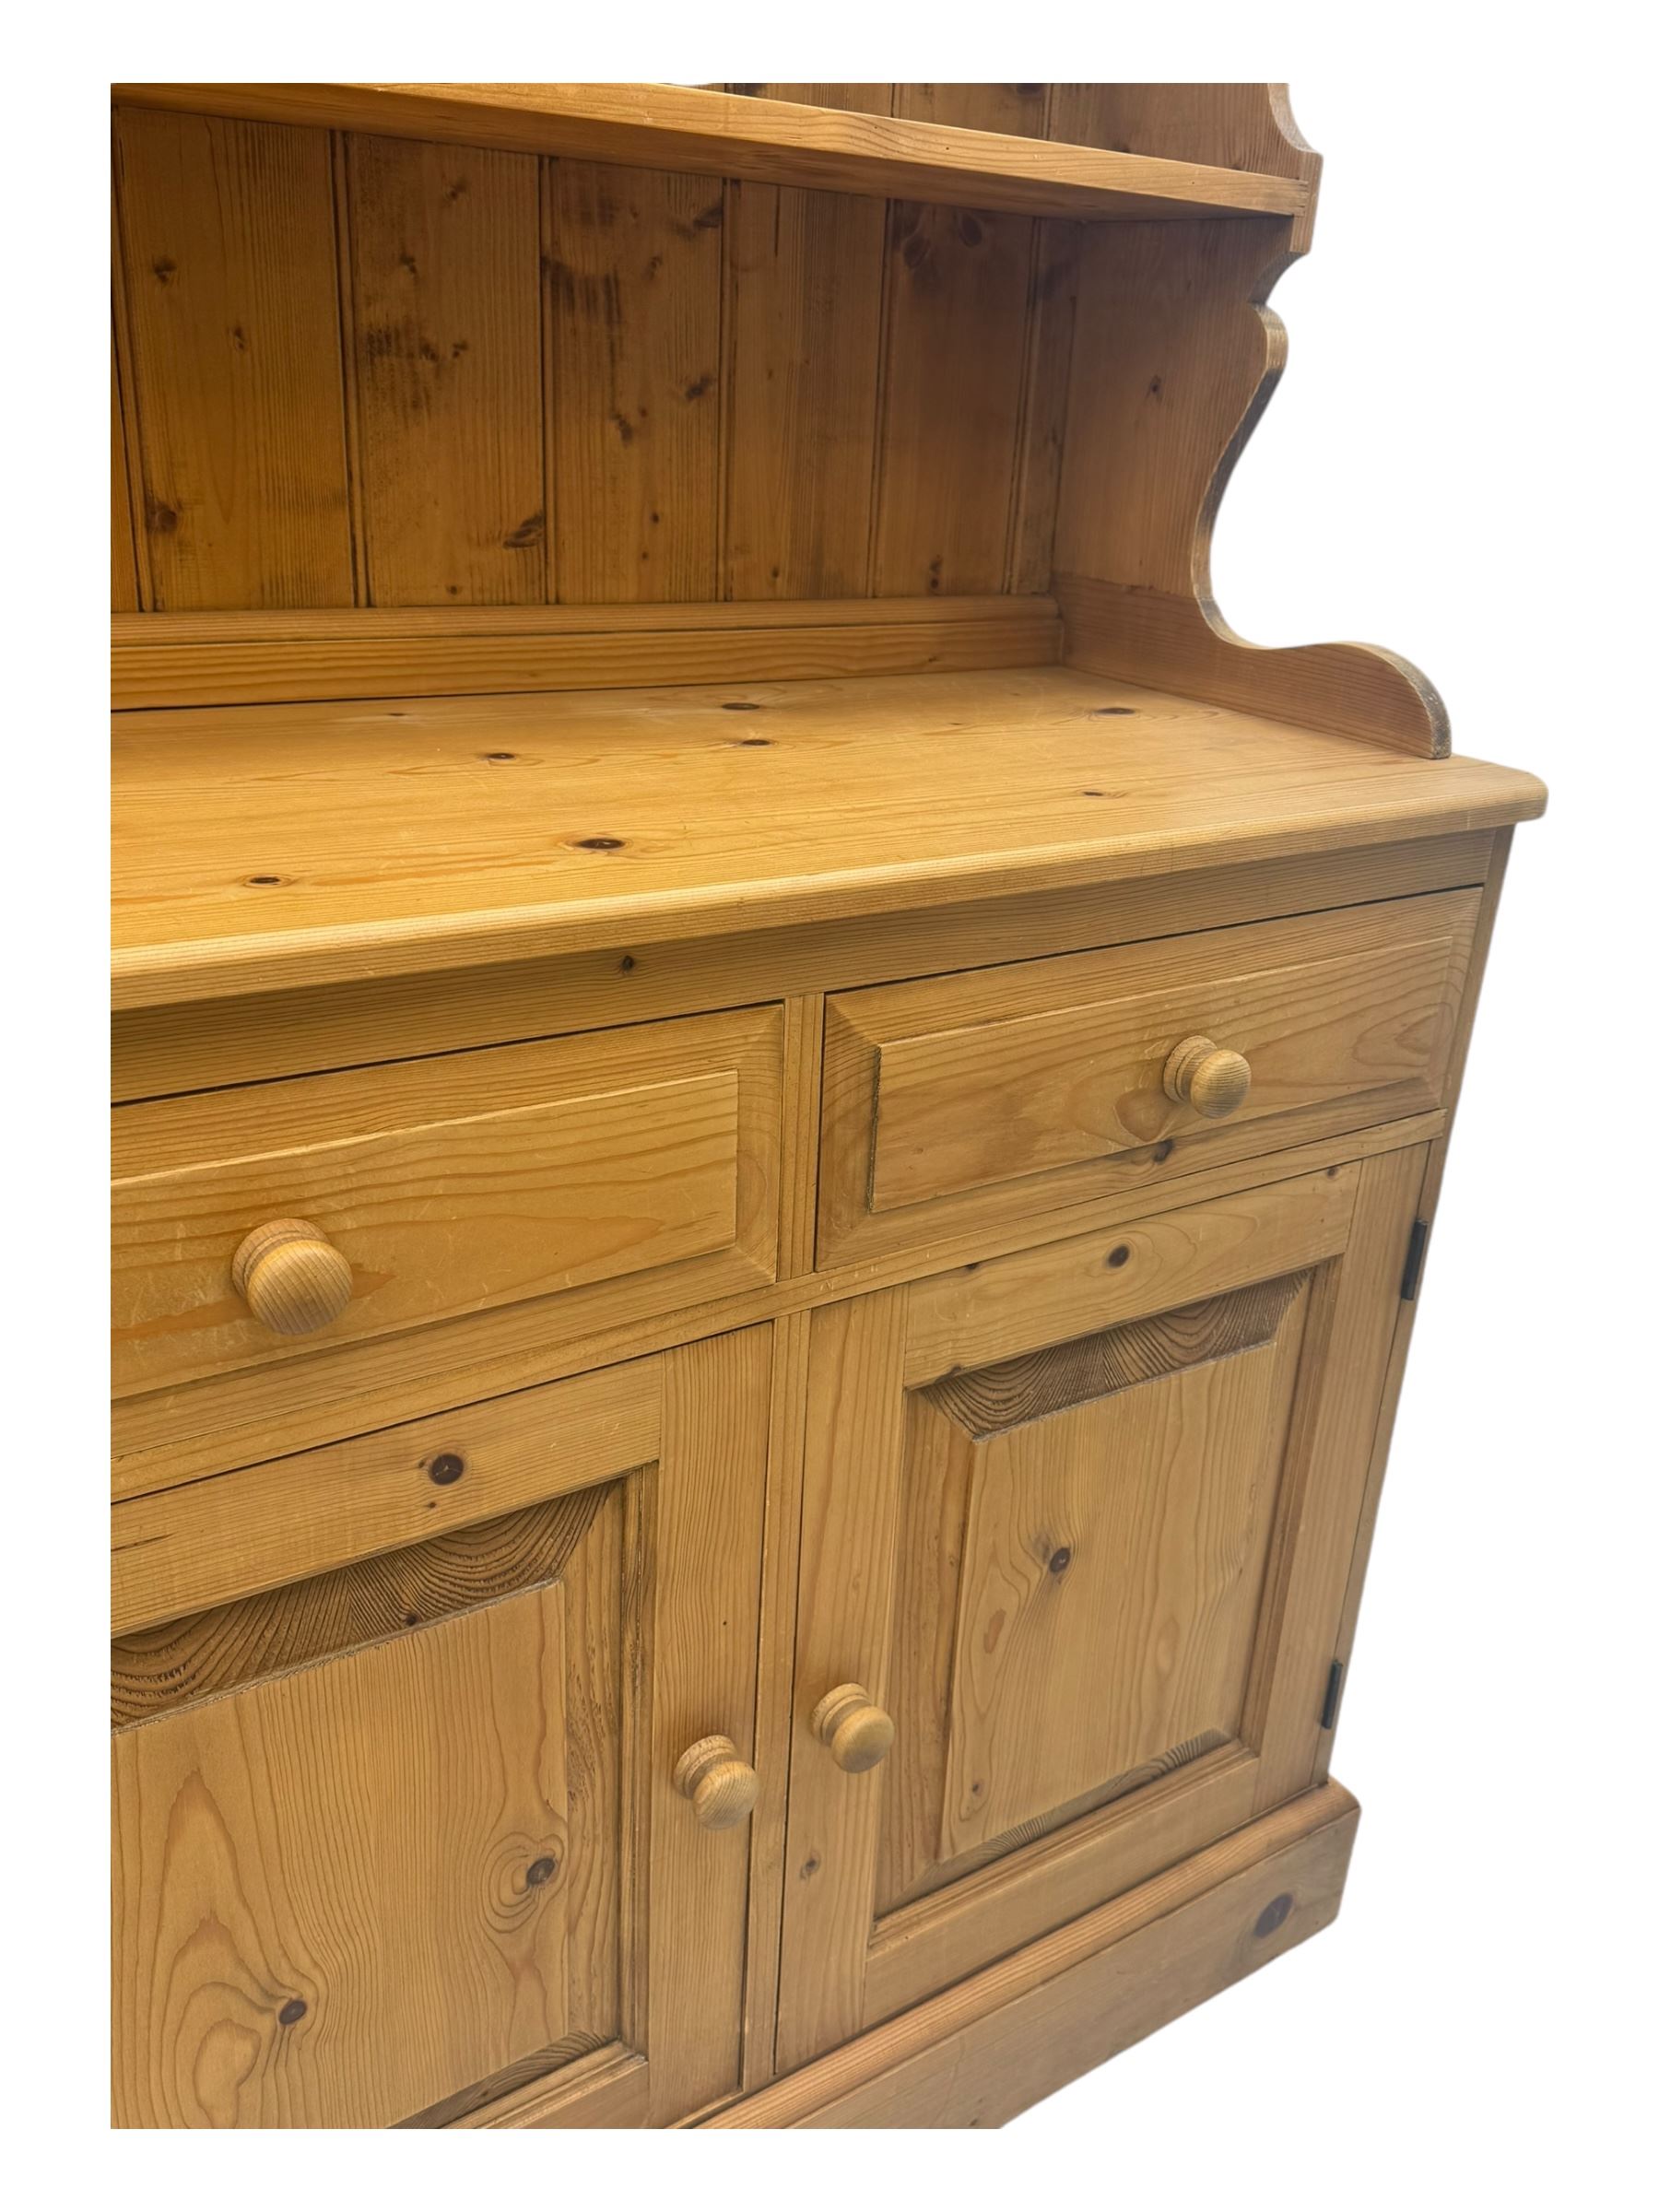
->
(112, 665, 1545, 1012)
(109, 83, 1313, 224)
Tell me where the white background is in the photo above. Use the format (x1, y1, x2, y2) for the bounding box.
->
(14, 5, 1650, 2202)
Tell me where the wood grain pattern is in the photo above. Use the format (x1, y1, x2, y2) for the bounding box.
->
(875, 1288, 1299, 1927)
(110, 595, 1060, 707)
(104, 78, 1540, 2136)
(924, 1274, 1305, 1436)
(1054, 216, 1300, 596)
(901, 1166, 1355, 1386)
(1060, 572, 1453, 761)
(111, 667, 1543, 1012)
(940, 1289, 1305, 1853)
(112, 333, 142, 611)
(111, 1354, 659, 1630)
(112, 1584, 573, 2128)
(114, 84, 1313, 224)
(454, 2042, 649, 2128)
(112, 1122, 1442, 1506)
(398, 2031, 608, 2128)
(773, 1151, 1403, 2053)
(1051, 201, 1447, 757)
(113, 1327, 771, 2131)
(645, 1329, 771, 2120)
(741, 1305, 813, 2088)
(775, 1288, 911, 2072)
(102, 82, 1347, 653)
(1247, 1143, 1433, 1809)
(546, 160, 723, 602)
(820, 888, 1477, 1255)
(112, 1488, 605, 1724)
(112, 1004, 779, 1398)
(892, 87, 1049, 135)
(868, 1747, 1257, 2014)
(724, 182, 886, 596)
(725, 88, 895, 117)
(112, 834, 1492, 1101)
(343, 134, 545, 605)
(777, 994, 827, 1280)
(1006, 221, 1080, 593)
(874, 203, 1035, 594)
(112, 106, 353, 608)
(1048, 85, 1316, 184)
(715, 1782, 1359, 2127)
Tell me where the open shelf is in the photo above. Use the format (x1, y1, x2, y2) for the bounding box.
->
(109, 82, 1312, 223)
(112, 666, 1545, 1012)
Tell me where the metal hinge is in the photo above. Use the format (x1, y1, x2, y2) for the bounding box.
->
(1319, 1659, 1345, 1732)
(1399, 1218, 1430, 1302)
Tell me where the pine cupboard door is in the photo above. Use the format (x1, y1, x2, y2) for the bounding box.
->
(776, 1151, 1430, 2068)
(110, 1329, 771, 2130)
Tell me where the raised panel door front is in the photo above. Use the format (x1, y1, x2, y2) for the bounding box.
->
(777, 1152, 1429, 2068)
(111, 1329, 772, 2129)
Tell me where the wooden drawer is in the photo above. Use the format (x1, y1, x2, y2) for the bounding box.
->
(112, 1004, 782, 1400)
(818, 890, 1478, 1265)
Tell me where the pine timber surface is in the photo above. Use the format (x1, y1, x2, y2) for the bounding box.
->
(112, 665, 1543, 1010)
(111, 83, 1312, 226)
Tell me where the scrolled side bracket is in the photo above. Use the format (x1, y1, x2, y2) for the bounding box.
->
(1051, 89, 1448, 759)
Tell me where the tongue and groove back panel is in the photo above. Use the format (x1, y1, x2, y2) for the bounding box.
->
(111, 87, 1101, 615)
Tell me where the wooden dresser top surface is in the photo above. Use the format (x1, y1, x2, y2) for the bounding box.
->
(112, 665, 1545, 1012)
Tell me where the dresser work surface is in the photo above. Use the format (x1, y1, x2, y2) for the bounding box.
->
(111, 81, 1543, 2129)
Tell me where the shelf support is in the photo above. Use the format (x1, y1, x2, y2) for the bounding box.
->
(1053, 133, 1449, 761)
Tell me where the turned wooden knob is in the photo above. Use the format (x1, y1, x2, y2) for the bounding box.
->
(810, 1683, 896, 1773)
(231, 1218, 354, 1337)
(1163, 1036, 1252, 1120)
(673, 1735, 759, 1830)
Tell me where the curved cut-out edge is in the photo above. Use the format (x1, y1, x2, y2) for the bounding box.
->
(1059, 571, 1452, 760)
(1194, 264, 1449, 759)
(1058, 159, 1450, 760)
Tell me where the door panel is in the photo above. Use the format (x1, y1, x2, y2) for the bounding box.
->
(779, 1153, 1427, 2065)
(111, 1328, 771, 2130)
(937, 1278, 1306, 1857)
(113, 1581, 578, 2130)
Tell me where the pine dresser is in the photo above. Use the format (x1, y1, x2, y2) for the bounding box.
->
(111, 81, 1546, 2128)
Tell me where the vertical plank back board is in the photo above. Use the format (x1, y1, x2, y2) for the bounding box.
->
(344, 134, 546, 605)
(113, 105, 354, 609)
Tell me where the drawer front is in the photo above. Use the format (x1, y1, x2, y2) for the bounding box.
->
(112, 1333, 771, 2130)
(112, 1005, 782, 1398)
(818, 889, 1477, 1264)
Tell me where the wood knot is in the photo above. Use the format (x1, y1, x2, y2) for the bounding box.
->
(1152, 1140, 1176, 1164)
(1254, 1892, 1294, 1939)
(574, 836, 625, 851)
(1107, 1245, 1131, 1269)
(277, 1997, 307, 2027)
(426, 1453, 465, 1487)
(525, 1854, 559, 1888)
(1048, 1547, 1072, 1575)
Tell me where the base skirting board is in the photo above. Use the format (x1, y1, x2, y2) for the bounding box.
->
(703, 1781, 1360, 2130)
